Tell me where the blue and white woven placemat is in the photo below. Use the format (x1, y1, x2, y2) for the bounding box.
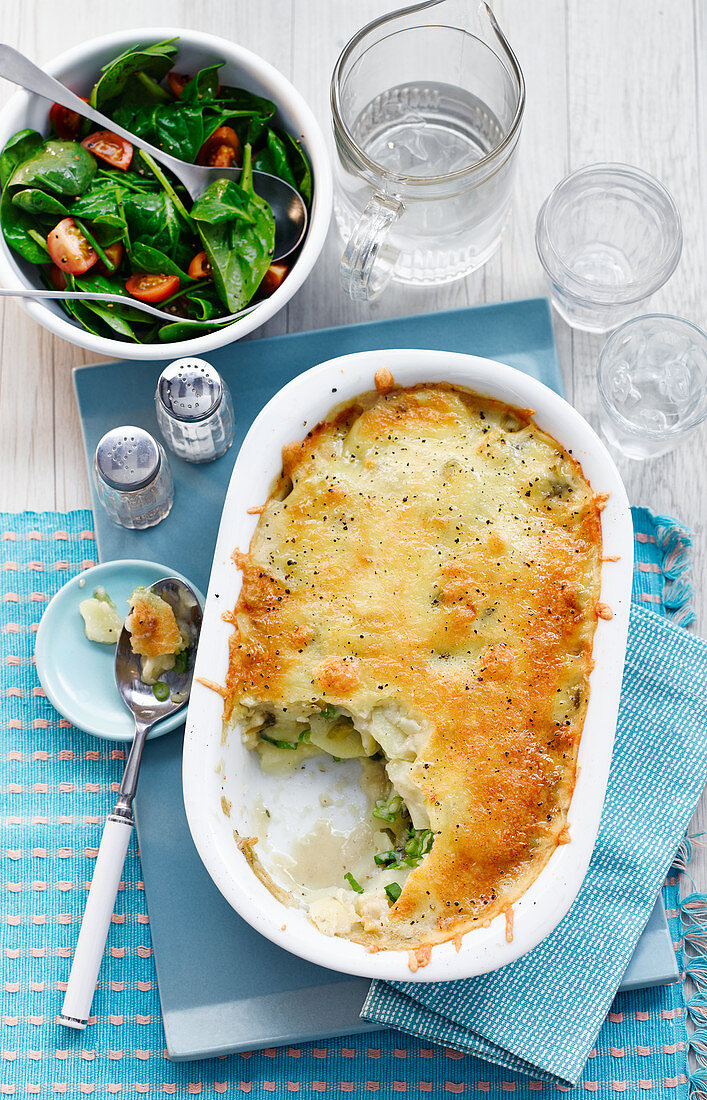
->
(1, 508, 705, 1099)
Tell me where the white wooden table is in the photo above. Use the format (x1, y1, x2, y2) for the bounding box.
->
(0, 0, 705, 834)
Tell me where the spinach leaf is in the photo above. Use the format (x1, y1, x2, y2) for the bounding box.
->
(0, 129, 44, 189)
(90, 39, 178, 109)
(95, 167, 161, 194)
(195, 144, 275, 311)
(130, 241, 195, 282)
(149, 104, 211, 163)
(57, 291, 113, 338)
(157, 319, 225, 341)
(281, 131, 313, 205)
(72, 270, 130, 299)
(80, 300, 141, 341)
(10, 141, 96, 196)
(70, 177, 127, 228)
(217, 87, 276, 116)
(217, 87, 276, 144)
(12, 189, 69, 220)
(0, 185, 50, 263)
(65, 292, 158, 342)
(135, 72, 172, 105)
(191, 182, 256, 227)
(253, 131, 294, 187)
(180, 64, 223, 104)
(114, 100, 212, 163)
(136, 150, 193, 227)
(254, 129, 312, 205)
(182, 282, 224, 319)
(122, 190, 182, 257)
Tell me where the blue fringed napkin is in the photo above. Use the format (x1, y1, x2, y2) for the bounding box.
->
(363, 508, 707, 1087)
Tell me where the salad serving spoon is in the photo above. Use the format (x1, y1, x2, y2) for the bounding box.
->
(59, 577, 203, 1030)
(0, 43, 308, 261)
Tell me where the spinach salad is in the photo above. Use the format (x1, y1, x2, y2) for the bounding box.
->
(0, 39, 313, 343)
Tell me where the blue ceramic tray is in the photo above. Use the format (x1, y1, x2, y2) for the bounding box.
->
(73, 298, 679, 1062)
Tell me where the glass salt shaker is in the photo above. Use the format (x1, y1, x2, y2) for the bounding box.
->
(92, 427, 174, 530)
(155, 358, 235, 463)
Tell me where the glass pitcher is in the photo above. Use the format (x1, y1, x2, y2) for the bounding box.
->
(331, 0, 525, 300)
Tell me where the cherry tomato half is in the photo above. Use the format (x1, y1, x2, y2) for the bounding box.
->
(81, 131, 133, 171)
(125, 274, 180, 303)
(259, 263, 289, 296)
(167, 71, 190, 98)
(48, 264, 67, 290)
(197, 126, 241, 167)
(95, 241, 124, 275)
(47, 218, 97, 275)
(187, 251, 212, 279)
(49, 98, 88, 140)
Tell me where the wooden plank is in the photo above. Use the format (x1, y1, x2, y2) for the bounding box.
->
(0, 301, 55, 508)
(490, 0, 571, 393)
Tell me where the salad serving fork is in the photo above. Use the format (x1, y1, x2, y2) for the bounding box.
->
(0, 285, 258, 326)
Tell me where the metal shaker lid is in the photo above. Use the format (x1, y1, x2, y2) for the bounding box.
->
(94, 427, 161, 492)
(156, 358, 222, 423)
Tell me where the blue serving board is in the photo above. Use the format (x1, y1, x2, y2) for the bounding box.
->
(73, 298, 679, 1062)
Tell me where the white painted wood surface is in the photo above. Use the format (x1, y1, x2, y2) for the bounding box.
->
(0, 1, 704, 848)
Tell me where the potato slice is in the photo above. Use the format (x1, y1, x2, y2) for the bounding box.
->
(79, 596, 122, 644)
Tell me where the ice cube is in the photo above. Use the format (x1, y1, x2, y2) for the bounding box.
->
(625, 384, 642, 408)
(661, 361, 694, 405)
(638, 408, 669, 431)
(608, 361, 631, 402)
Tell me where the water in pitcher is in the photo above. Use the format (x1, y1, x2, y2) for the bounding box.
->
(334, 81, 516, 286)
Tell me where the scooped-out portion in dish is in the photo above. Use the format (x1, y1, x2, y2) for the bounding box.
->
(222, 371, 605, 954)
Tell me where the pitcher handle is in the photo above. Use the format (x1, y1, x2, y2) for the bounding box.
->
(340, 193, 403, 301)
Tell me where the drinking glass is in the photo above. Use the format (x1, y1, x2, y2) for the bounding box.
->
(597, 315, 707, 459)
(535, 164, 683, 332)
(331, 0, 525, 301)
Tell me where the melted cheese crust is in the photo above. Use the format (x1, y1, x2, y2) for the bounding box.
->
(225, 382, 603, 949)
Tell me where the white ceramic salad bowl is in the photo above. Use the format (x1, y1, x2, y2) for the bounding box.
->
(183, 349, 634, 982)
(0, 28, 332, 361)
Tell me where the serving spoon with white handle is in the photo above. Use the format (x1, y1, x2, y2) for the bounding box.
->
(59, 577, 202, 1030)
(0, 43, 308, 261)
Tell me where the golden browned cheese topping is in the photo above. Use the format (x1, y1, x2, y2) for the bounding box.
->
(126, 590, 181, 658)
(225, 383, 603, 947)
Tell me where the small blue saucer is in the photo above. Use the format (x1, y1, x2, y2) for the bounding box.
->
(35, 559, 205, 742)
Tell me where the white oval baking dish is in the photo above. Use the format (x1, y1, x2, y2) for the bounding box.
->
(183, 349, 633, 982)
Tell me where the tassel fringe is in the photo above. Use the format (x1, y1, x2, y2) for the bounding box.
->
(654, 514, 696, 627)
(680, 836, 707, 1099)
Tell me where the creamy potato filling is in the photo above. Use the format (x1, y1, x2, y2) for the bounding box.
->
(240, 702, 434, 936)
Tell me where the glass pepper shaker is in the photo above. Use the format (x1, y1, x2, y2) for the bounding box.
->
(155, 357, 235, 463)
(92, 427, 174, 530)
